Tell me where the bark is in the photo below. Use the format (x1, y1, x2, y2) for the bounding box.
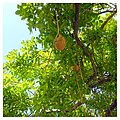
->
(73, 3, 97, 83)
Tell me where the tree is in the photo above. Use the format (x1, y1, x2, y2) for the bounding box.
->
(3, 3, 117, 117)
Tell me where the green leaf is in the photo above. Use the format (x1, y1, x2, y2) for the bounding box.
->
(15, 10, 20, 15)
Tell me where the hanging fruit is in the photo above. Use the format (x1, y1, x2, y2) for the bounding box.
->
(73, 64, 80, 72)
(54, 34, 66, 51)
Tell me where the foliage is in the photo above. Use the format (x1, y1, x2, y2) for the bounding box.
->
(3, 3, 117, 117)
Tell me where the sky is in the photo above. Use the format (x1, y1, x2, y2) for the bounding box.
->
(3, 3, 39, 62)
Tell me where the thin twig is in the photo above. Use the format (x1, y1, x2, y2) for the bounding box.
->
(97, 10, 117, 14)
(55, 9, 60, 35)
(75, 74, 82, 101)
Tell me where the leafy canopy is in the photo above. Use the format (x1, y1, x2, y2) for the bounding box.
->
(3, 3, 117, 117)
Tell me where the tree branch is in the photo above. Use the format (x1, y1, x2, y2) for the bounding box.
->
(73, 3, 97, 83)
(72, 101, 82, 110)
(101, 11, 117, 29)
(88, 76, 111, 88)
(64, 100, 82, 113)
(79, 3, 117, 15)
(105, 99, 117, 117)
(97, 10, 117, 14)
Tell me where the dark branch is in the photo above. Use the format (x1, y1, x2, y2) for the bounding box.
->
(73, 4, 91, 57)
(105, 99, 117, 117)
(64, 100, 82, 113)
(72, 101, 82, 110)
(73, 3, 97, 83)
(107, 3, 117, 9)
(101, 11, 117, 29)
(74, 3, 79, 36)
(88, 76, 111, 88)
(97, 10, 117, 14)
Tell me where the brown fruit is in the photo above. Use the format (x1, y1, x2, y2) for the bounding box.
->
(73, 64, 80, 72)
(54, 34, 66, 51)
